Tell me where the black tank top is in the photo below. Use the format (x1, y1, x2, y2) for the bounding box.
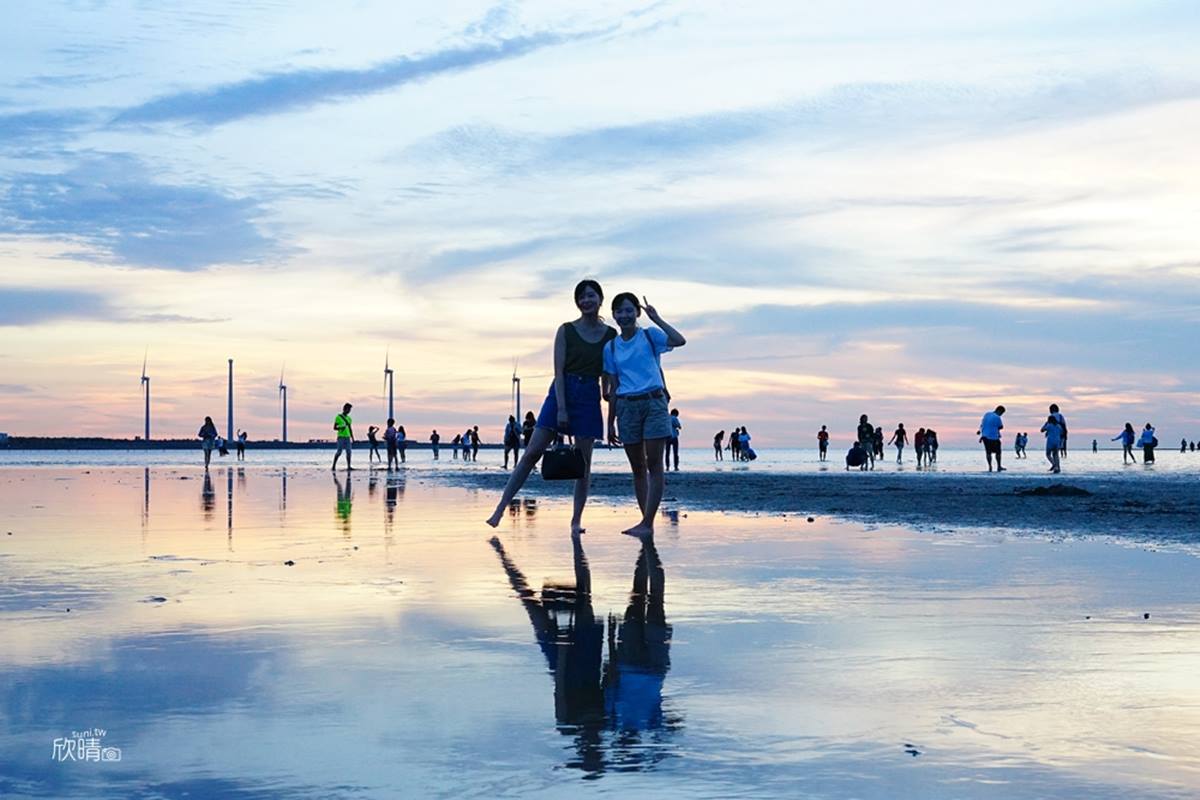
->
(562, 323, 616, 377)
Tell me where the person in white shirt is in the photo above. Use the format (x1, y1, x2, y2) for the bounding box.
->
(1138, 423, 1157, 463)
(1049, 403, 1068, 458)
(604, 293, 686, 537)
(976, 405, 1006, 473)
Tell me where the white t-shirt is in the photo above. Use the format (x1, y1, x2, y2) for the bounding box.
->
(979, 411, 1003, 440)
(603, 327, 672, 396)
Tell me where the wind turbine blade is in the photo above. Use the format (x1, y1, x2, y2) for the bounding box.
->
(141, 349, 147, 380)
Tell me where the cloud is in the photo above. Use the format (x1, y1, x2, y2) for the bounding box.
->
(0, 288, 115, 326)
(112, 26, 616, 128)
(0, 153, 285, 270)
(0, 108, 95, 155)
(411, 71, 1200, 174)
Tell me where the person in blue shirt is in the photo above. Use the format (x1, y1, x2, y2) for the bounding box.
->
(976, 405, 1006, 473)
(1111, 423, 1137, 464)
(1041, 415, 1063, 473)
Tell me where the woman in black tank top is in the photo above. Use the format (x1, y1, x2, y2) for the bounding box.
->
(486, 280, 616, 534)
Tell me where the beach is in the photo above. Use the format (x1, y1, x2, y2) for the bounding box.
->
(2, 464, 1200, 798)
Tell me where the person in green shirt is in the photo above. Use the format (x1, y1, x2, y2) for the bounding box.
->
(332, 403, 355, 471)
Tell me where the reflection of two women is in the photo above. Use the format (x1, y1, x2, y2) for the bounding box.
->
(489, 535, 677, 774)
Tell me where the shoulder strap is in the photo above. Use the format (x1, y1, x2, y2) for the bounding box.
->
(643, 329, 671, 401)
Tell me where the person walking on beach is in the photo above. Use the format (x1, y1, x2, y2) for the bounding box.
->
(236, 429, 247, 461)
(470, 425, 481, 461)
(729, 424, 741, 460)
(888, 423, 907, 463)
(367, 425, 381, 464)
(1112, 424, 1137, 464)
(665, 409, 682, 471)
(817, 425, 829, 461)
(451, 433, 460, 459)
(1013, 433, 1024, 459)
(385, 418, 399, 470)
(331, 403, 355, 471)
(198, 416, 218, 470)
(396, 426, 407, 463)
(913, 428, 926, 468)
(430, 429, 440, 459)
(1049, 404, 1068, 458)
(1139, 423, 1157, 464)
(1093, 438, 1099, 453)
(487, 279, 617, 534)
(856, 415, 875, 470)
(713, 430, 725, 461)
(977, 405, 1006, 473)
(521, 411, 536, 447)
(872, 427, 884, 461)
(503, 415, 521, 469)
(604, 293, 686, 537)
(1041, 414, 1063, 473)
(926, 429, 939, 463)
(846, 441, 869, 471)
(460, 429, 471, 461)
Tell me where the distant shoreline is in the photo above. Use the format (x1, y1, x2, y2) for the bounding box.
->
(0, 437, 515, 451)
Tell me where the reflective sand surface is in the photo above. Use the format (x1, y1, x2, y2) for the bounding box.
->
(2, 467, 1199, 798)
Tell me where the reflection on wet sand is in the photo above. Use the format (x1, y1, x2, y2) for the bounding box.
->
(333, 473, 352, 536)
(201, 472, 215, 517)
(490, 535, 679, 775)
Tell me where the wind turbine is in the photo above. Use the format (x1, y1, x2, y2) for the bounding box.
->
(278, 367, 288, 444)
(512, 359, 521, 454)
(226, 358, 234, 442)
(140, 351, 151, 441)
(383, 349, 395, 421)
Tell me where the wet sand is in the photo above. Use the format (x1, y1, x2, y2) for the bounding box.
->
(442, 469, 1200, 545)
(3, 467, 1200, 799)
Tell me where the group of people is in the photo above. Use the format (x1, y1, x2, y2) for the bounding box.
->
(839, 415, 939, 470)
(195, 419, 248, 469)
(713, 426, 754, 461)
(485, 280, 686, 537)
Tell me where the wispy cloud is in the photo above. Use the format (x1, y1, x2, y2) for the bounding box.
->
(112, 26, 617, 127)
(0, 153, 286, 270)
(411, 71, 1200, 174)
(0, 288, 115, 326)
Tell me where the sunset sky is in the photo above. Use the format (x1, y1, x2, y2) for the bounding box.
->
(2, 1, 1198, 446)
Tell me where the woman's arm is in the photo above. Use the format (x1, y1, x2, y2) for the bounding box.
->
(553, 324, 568, 427)
(643, 297, 686, 347)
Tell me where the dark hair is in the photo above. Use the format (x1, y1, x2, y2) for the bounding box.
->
(995, 405, 1006, 414)
(1049, 403, 1060, 413)
(343, 403, 352, 412)
(574, 279, 603, 304)
(611, 292, 640, 314)
(387, 418, 395, 426)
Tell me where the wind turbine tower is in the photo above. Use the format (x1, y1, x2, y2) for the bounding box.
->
(140, 352, 151, 441)
(512, 360, 521, 454)
(384, 351, 395, 421)
(279, 369, 288, 444)
(227, 358, 234, 442)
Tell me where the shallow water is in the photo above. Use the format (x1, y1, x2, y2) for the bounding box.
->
(3, 445, 1200, 479)
(2, 467, 1200, 798)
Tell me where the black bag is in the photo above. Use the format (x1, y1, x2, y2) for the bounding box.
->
(541, 442, 586, 481)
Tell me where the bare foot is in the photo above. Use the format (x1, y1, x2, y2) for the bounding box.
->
(621, 523, 654, 537)
(485, 512, 501, 528)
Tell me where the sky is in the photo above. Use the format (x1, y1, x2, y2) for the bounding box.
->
(1, 0, 1198, 446)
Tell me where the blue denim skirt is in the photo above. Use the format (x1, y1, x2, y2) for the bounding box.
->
(535, 374, 603, 439)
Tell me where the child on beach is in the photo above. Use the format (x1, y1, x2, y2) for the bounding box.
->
(713, 430, 724, 461)
(367, 425, 381, 464)
(503, 415, 521, 469)
(487, 279, 617, 534)
(1041, 415, 1063, 473)
(665, 409, 682, 471)
(604, 293, 686, 537)
(817, 426, 829, 461)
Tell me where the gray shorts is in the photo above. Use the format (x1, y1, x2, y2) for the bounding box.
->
(616, 394, 673, 445)
(335, 437, 353, 452)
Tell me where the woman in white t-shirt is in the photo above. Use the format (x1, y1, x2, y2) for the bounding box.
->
(603, 293, 687, 537)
